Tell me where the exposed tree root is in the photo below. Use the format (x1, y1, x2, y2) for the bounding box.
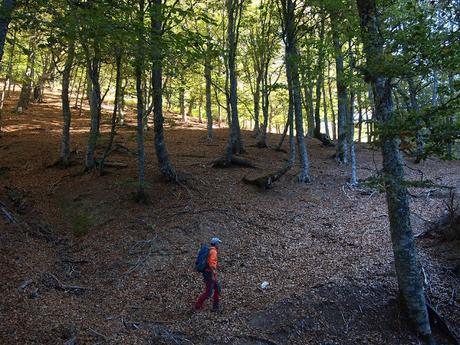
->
(211, 156, 257, 169)
(427, 303, 460, 345)
(242, 164, 292, 189)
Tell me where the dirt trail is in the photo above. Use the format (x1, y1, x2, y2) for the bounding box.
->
(0, 91, 459, 344)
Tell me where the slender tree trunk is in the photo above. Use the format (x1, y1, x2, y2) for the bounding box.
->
(253, 74, 261, 135)
(284, 0, 310, 183)
(225, 0, 244, 162)
(134, 0, 146, 200)
(99, 50, 122, 175)
(447, 73, 454, 159)
(408, 77, 424, 163)
(73, 68, 84, 109)
(348, 41, 357, 185)
(357, 1, 433, 341)
(179, 86, 186, 121)
(314, 13, 326, 139)
(0, 0, 16, 64)
(357, 88, 363, 143)
(60, 40, 75, 165)
(0, 30, 15, 110)
(332, 24, 348, 163)
(16, 42, 35, 112)
(257, 69, 270, 148)
(84, 45, 102, 171)
(205, 55, 213, 141)
(327, 61, 337, 141)
(276, 117, 289, 150)
(322, 77, 330, 139)
(151, 0, 178, 181)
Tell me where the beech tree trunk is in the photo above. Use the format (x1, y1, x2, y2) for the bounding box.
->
(16, 42, 34, 112)
(134, 0, 146, 199)
(225, 0, 244, 162)
(151, 0, 178, 181)
(0, 30, 15, 110)
(327, 61, 337, 141)
(314, 13, 326, 140)
(357, 0, 433, 341)
(84, 45, 102, 171)
(407, 77, 424, 163)
(283, 0, 310, 183)
(205, 54, 213, 142)
(60, 39, 75, 165)
(0, 0, 16, 64)
(332, 23, 348, 164)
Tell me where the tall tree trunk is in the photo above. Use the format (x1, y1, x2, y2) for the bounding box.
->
(322, 76, 330, 139)
(357, 1, 432, 341)
(73, 68, 84, 109)
(60, 39, 75, 165)
(225, 0, 244, 162)
(332, 23, 348, 164)
(151, 0, 178, 181)
(257, 67, 270, 148)
(314, 13, 326, 140)
(179, 86, 186, 121)
(99, 50, 122, 175)
(447, 73, 454, 159)
(0, 0, 16, 64)
(408, 77, 424, 163)
(16, 42, 34, 112)
(327, 61, 337, 141)
(84, 45, 102, 171)
(0, 29, 15, 110)
(284, 0, 310, 183)
(205, 54, 213, 142)
(357, 88, 363, 143)
(253, 74, 261, 135)
(348, 41, 357, 185)
(134, 0, 147, 200)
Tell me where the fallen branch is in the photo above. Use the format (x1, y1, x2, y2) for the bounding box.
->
(0, 202, 18, 224)
(88, 327, 109, 341)
(242, 163, 292, 189)
(45, 273, 90, 292)
(211, 156, 257, 169)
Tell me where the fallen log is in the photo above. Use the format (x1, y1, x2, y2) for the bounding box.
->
(242, 163, 292, 189)
(211, 156, 257, 169)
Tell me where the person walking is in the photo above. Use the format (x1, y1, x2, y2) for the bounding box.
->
(195, 237, 222, 312)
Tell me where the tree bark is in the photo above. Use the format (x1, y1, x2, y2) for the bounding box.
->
(16, 42, 34, 112)
(60, 39, 75, 165)
(225, 0, 244, 162)
(408, 77, 424, 163)
(357, 0, 433, 341)
(0, 29, 15, 110)
(327, 61, 337, 141)
(83, 45, 102, 171)
(205, 54, 213, 142)
(99, 50, 122, 175)
(151, 0, 178, 181)
(0, 0, 16, 64)
(332, 23, 348, 164)
(314, 13, 326, 140)
(283, 0, 310, 183)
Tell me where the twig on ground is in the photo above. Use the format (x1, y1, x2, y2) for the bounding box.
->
(88, 327, 109, 341)
(45, 272, 90, 292)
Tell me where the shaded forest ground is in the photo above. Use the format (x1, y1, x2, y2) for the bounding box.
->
(0, 91, 459, 345)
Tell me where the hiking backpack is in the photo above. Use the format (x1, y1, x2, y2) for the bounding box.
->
(195, 244, 210, 272)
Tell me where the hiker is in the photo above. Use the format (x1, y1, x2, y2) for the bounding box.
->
(195, 237, 222, 311)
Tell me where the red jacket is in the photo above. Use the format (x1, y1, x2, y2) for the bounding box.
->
(207, 246, 218, 270)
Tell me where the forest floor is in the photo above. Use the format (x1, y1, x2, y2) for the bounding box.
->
(0, 91, 459, 345)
